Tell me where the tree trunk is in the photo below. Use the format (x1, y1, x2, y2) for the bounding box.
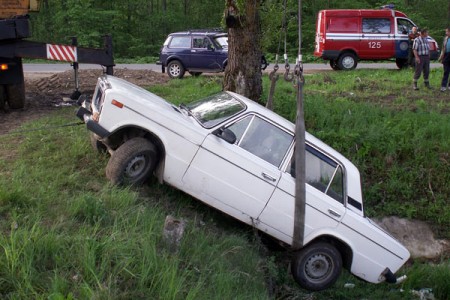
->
(223, 0, 263, 103)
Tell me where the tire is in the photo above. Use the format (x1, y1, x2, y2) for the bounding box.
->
(167, 60, 185, 79)
(291, 242, 342, 291)
(395, 58, 409, 69)
(261, 55, 268, 70)
(0, 85, 6, 111)
(189, 72, 202, 77)
(6, 82, 25, 109)
(106, 137, 158, 186)
(337, 53, 357, 71)
(90, 132, 107, 153)
(330, 60, 339, 70)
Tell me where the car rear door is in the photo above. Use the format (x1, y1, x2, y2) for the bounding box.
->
(257, 146, 346, 245)
(182, 114, 293, 224)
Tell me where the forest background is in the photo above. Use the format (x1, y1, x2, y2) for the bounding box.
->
(29, 0, 450, 62)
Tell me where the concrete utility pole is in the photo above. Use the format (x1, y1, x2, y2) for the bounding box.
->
(292, 0, 306, 249)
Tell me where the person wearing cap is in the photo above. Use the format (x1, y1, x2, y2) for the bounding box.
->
(412, 28, 431, 90)
(438, 26, 450, 92)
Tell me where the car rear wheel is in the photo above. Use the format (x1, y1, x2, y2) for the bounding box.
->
(106, 137, 158, 186)
(337, 53, 357, 71)
(167, 60, 185, 79)
(291, 242, 342, 291)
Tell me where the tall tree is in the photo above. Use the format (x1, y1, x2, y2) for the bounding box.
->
(223, 0, 263, 103)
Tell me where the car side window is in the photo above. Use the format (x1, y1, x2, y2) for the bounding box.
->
(169, 36, 191, 48)
(290, 146, 344, 204)
(362, 18, 391, 34)
(227, 115, 293, 167)
(192, 37, 211, 49)
(397, 18, 415, 34)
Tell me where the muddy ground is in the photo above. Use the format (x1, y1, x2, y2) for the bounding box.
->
(0, 69, 170, 135)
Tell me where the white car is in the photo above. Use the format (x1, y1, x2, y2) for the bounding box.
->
(76, 75, 410, 291)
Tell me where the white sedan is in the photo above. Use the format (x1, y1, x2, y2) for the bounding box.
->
(77, 75, 410, 291)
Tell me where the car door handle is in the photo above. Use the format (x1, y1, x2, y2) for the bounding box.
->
(261, 172, 276, 182)
(191, 50, 197, 52)
(328, 209, 341, 218)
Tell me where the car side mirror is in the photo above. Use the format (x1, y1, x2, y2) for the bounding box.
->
(213, 127, 236, 144)
(207, 44, 215, 51)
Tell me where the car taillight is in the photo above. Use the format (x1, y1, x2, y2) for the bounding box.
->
(0, 64, 8, 71)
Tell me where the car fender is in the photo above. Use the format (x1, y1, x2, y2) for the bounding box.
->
(222, 58, 228, 70)
(166, 55, 186, 67)
(97, 99, 205, 186)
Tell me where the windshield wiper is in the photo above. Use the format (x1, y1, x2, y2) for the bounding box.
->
(179, 103, 193, 116)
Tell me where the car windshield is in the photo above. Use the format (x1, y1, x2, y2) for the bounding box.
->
(186, 92, 245, 128)
(214, 36, 228, 49)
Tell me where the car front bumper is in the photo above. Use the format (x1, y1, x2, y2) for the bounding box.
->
(76, 105, 110, 138)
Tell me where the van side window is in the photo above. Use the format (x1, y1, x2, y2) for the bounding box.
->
(362, 18, 391, 34)
(289, 146, 344, 204)
(327, 17, 358, 33)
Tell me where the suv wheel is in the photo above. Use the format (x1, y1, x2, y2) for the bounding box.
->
(106, 137, 158, 186)
(167, 60, 185, 79)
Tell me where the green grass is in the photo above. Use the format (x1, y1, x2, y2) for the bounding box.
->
(0, 69, 448, 299)
(0, 114, 269, 299)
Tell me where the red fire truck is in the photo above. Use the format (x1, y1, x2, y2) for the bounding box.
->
(314, 8, 439, 70)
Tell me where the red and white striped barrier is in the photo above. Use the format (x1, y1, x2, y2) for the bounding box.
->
(46, 44, 78, 62)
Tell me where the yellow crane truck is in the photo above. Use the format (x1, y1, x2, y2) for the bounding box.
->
(0, 0, 114, 110)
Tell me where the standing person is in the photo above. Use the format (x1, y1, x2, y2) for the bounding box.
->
(412, 28, 431, 90)
(438, 26, 450, 91)
(408, 26, 419, 67)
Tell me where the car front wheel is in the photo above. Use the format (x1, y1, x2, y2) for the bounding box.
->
(106, 137, 158, 186)
(291, 242, 342, 291)
(167, 60, 185, 79)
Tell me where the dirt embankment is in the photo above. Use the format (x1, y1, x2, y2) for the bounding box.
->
(0, 69, 169, 135)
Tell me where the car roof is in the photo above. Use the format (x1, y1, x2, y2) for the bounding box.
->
(168, 29, 226, 37)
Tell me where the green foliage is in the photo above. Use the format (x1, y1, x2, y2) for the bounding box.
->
(28, 0, 449, 60)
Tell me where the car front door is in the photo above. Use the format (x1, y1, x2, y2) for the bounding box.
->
(189, 36, 222, 71)
(182, 114, 293, 224)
